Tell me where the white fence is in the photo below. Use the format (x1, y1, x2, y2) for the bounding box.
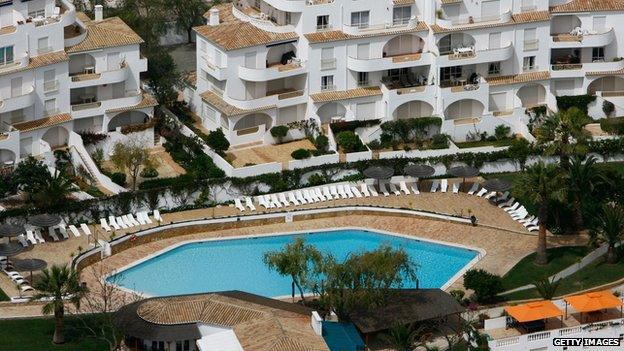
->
(345, 149, 373, 162)
(288, 153, 340, 170)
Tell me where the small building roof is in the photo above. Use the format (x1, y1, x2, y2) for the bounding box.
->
(194, 4, 298, 52)
(485, 71, 550, 86)
(200, 90, 275, 117)
(66, 16, 144, 53)
(564, 290, 623, 313)
(550, 0, 624, 13)
(0, 51, 69, 78)
(348, 289, 465, 334)
(310, 87, 382, 103)
(13, 113, 72, 132)
(505, 301, 563, 323)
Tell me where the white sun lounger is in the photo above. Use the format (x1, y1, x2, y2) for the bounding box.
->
(108, 216, 121, 230)
(509, 206, 527, 217)
(80, 224, 92, 236)
(504, 203, 520, 213)
(337, 185, 348, 199)
(368, 184, 379, 197)
(330, 185, 339, 199)
(315, 188, 326, 201)
(523, 218, 539, 227)
(352, 186, 362, 198)
(410, 183, 420, 195)
(278, 193, 290, 207)
(262, 195, 274, 208)
(498, 198, 516, 208)
(271, 194, 283, 208)
(121, 215, 133, 228)
(20, 285, 34, 293)
(153, 210, 163, 223)
(452, 182, 459, 194)
(136, 213, 147, 225)
(100, 219, 111, 232)
(26, 231, 37, 245)
(496, 191, 510, 203)
(295, 190, 307, 204)
(440, 179, 448, 193)
(48, 227, 60, 242)
(115, 216, 127, 229)
(288, 192, 300, 206)
(128, 214, 141, 226)
(34, 229, 45, 243)
(305, 189, 317, 203)
(484, 191, 497, 200)
(475, 188, 488, 197)
(58, 224, 69, 239)
(467, 183, 480, 195)
(245, 197, 257, 211)
(256, 196, 268, 209)
(344, 185, 354, 198)
(430, 180, 440, 192)
(513, 211, 529, 221)
(69, 225, 81, 237)
(141, 212, 153, 224)
(16, 235, 28, 247)
(388, 182, 401, 196)
(527, 225, 539, 232)
(379, 183, 390, 196)
(360, 183, 371, 197)
(234, 198, 245, 212)
(519, 215, 535, 224)
(322, 187, 332, 200)
(399, 181, 411, 195)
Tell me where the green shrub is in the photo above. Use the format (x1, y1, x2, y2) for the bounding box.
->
(367, 140, 382, 150)
(140, 167, 159, 178)
(291, 148, 312, 160)
(463, 269, 504, 303)
(494, 124, 511, 140)
(556, 95, 596, 114)
(314, 135, 329, 152)
(603, 100, 615, 118)
(600, 117, 624, 135)
(270, 125, 289, 143)
(431, 134, 450, 149)
(110, 172, 126, 186)
(307, 173, 325, 186)
(205, 128, 230, 153)
(330, 119, 380, 134)
(336, 131, 365, 153)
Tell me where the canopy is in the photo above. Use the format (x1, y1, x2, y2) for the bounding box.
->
(505, 301, 563, 323)
(482, 178, 513, 193)
(0, 224, 24, 238)
(0, 242, 24, 256)
(448, 165, 480, 178)
(564, 290, 623, 313)
(13, 258, 48, 283)
(404, 164, 435, 178)
(363, 166, 394, 180)
(28, 214, 61, 228)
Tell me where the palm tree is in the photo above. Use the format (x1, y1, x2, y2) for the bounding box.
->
(535, 107, 592, 169)
(382, 323, 429, 351)
(591, 204, 624, 264)
(33, 170, 76, 208)
(514, 162, 566, 265)
(567, 155, 607, 229)
(34, 265, 87, 344)
(533, 277, 561, 300)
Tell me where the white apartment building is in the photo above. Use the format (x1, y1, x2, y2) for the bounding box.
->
(0, 1, 155, 167)
(189, 0, 624, 147)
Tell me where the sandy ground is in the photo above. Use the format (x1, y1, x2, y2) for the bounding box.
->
(226, 139, 316, 168)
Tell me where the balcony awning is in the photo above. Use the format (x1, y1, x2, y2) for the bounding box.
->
(505, 301, 563, 323)
(564, 290, 623, 313)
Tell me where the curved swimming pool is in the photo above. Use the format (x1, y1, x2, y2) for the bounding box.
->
(108, 229, 479, 297)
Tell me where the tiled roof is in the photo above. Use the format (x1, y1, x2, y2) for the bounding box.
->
(586, 67, 624, 76)
(485, 71, 550, 86)
(310, 87, 382, 103)
(393, 0, 414, 5)
(550, 0, 624, 13)
(200, 90, 275, 116)
(13, 113, 72, 132)
(431, 10, 550, 34)
(0, 25, 16, 35)
(0, 51, 69, 78)
(194, 4, 298, 51)
(106, 93, 158, 114)
(66, 16, 144, 53)
(305, 22, 429, 44)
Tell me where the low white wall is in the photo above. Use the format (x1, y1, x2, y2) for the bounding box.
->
(288, 153, 340, 170)
(232, 162, 282, 177)
(345, 149, 372, 162)
(264, 128, 307, 145)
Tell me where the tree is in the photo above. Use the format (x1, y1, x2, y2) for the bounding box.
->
(381, 323, 427, 351)
(270, 125, 289, 144)
(514, 162, 566, 265)
(494, 124, 511, 140)
(533, 277, 561, 300)
(463, 269, 503, 303)
(315, 135, 329, 153)
(172, 0, 210, 43)
(11, 156, 50, 196)
(32, 170, 76, 208)
(205, 128, 230, 154)
(507, 138, 531, 171)
(336, 131, 364, 153)
(566, 155, 607, 229)
(110, 141, 158, 190)
(147, 51, 180, 107)
(603, 100, 615, 118)
(535, 107, 592, 168)
(109, 0, 168, 53)
(591, 204, 624, 264)
(263, 238, 322, 303)
(34, 265, 87, 344)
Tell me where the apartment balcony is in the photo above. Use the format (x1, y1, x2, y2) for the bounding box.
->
(262, 0, 305, 12)
(436, 10, 512, 29)
(550, 63, 584, 78)
(440, 80, 489, 108)
(69, 65, 129, 89)
(381, 83, 436, 110)
(584, 59, 624, 74)
(437, 44, 514, 67)
(238, 60, 308, 82)
(222, 88, 306, 110)
(551, 28, 615, 49)
(70, 91, 143, 119)
(0, 54, 29, 75)
(346, 52, 433, 72)
(231, 5, 296, 34)
(200, 55, 227, 81)
(0, 85, 35, 113)
(342, 17, 420, 36)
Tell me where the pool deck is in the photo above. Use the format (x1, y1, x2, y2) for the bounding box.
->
(0, 190, 587, 317)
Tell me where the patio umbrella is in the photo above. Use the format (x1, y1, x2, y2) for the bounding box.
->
(0, 224, 24, 238)
(0, 242, 24, 257)
(363, 166, 394, 189)
(404, 164, 435, 178)
(13, 258, 47, 283)
(28, 214, 61, 228)
(448, 165, 480, 191)
(482, 178, 513, 193)
(0, 224, 25, 259)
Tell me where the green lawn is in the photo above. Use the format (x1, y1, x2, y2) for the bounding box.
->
(596, 162, 624, 176)
(455, 138, 514, 149)
(503, 256, 624, 301)
(501, 246, 589, 291)
(0, 315, 111, 350)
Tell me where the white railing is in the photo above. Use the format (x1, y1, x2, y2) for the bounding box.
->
(231, 5, 296, 33)
(321, 85, 337, 92)
(342, 16, 418, 35)
(316, 24, 333, 32)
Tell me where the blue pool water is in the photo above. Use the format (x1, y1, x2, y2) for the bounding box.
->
(109, 229, 478, 297)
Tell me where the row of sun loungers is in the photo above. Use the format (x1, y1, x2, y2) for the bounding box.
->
(465, 184, 539, 232)
(99, 210, 161, 232)
(1, 266, 34, 293)
(11, 219, 93, 248)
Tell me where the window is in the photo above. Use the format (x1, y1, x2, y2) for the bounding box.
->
(28, 7, 45, 18)
(0, 46, 14, 66)
(351, 11, 370, 29)
(38, 37, 50, 54)
(10, 110, 24, 124)
(524, 28, 538, 51)
(184, 340, 190, 351)
(440, 66, 462, 82)
(481, 0, 500, 20)
(316, 15, 330, 31)
(444, 4, 460, 19)
(592, 47, 605, 62)
(321, 47, 335, 70)
(44, 98, 57, 115)
(44, 69, 57, 92)
(321, 75, 334, 91)
(392, 6, 411, 25)
(488, 62, 501, 75)
(176, 341, 182, 351)
(203, 104, 216, 122)
(523, 56, 536, 71)
(357, 72, 369, 87)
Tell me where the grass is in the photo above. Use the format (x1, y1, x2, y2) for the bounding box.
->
(501, 246, 589, 290)
(0, 315, 112, 350)
(455, 138, 514, 149)
(503, 256, 624, 301)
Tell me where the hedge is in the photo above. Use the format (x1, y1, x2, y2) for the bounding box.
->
(556, 95, 596, 114)
(600, 117, 624, 135)
(330, 119, 380, 134)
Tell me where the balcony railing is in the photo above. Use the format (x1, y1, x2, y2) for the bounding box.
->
(520, 5, 537, 12)
(551, 63, 583, 71)
(316, 24, 333, 32)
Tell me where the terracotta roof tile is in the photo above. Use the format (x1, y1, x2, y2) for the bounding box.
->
(586, 67, 624, 76)
(393, 0, 414, 5)
(13, 113, 72, 132)
(310, 86, 382, 103)
(305, 21, 428, 44)
(195, 4, 298, 51)
(0, 51, 69, 78)
(431, 10, 550, 34)
(200, 90, 275, 116)
(550, 0, 624, 13)
(485, 71, 550, 86)
(66, 17, 144, 53)
(106, 93, 158, 114)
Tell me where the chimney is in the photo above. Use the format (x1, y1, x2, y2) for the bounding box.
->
(209, 8, 220, 26)
(94, 4, 103, 22)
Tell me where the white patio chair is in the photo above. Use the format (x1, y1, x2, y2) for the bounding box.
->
(108, 216, 121, 230)
(440, 179, 448, 193)
(48, 227, 60, 242)
(430, 180, 440, 192)
(410, 182, 420, 195)
(475, 188, 488, 197)
(399, 181, 411, 195)
(452, 182, 459, 194)
(69, 225, 81, 237)
(80, 224, 93, 236)
(388, 183, 401, 196)
(100, 218, 112, 232)
(343, 185, 354, 198)
(352, 186, 362, 198)
(368, 184, 379, 197)
(467, 183, 479, 195)
(234, 198, 245, 212)
(360, 183, 371, 197)
(246, 197, 257, 211)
